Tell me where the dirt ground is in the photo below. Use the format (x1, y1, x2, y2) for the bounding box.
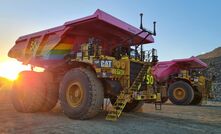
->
(0, 95, 221, 134)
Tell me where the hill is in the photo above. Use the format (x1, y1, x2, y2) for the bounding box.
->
(197, 47, 221, 83)
(197, 46, 221, 101)
(0, 77, 11, 84)
(0, 77, 12, 101)
(0, 77, 12, 89)
(197, 47, 221, 59)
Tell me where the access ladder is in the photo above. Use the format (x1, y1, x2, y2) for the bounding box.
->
(106, 63, 150, 121)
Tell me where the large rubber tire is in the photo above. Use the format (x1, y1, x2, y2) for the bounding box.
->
(11, 71, 46, 113)
(59, 68, 104, 119)
(190, 89, 202, 105)
(168, 81, 194, 105)
(110, 97, 144, 112)
(39, 72, 59, 112)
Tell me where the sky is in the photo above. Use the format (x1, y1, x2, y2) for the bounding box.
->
(0, 0, 221, 69)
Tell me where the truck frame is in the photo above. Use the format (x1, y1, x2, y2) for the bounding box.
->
(152, 57, 210, 105)
(9, 9, 160, 121)
(9, 9, 210, 121)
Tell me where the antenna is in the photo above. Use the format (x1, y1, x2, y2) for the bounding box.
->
(153, 21, 156, 36)
(139, 13, 157, 36)
(140, 13, 143, 30)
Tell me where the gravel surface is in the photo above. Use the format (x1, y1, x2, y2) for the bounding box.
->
(0, 97, 221, 134)
(1, 72, 221, 134)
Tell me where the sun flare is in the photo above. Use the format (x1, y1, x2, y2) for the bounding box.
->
(0, 59, 30, 80)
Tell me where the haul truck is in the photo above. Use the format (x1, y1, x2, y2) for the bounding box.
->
(8, 9, 160, 121)
(152, 57, 210, 105)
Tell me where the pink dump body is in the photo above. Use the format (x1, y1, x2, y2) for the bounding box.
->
(152, 57, 208, 82)
(8, 9, 154, 68)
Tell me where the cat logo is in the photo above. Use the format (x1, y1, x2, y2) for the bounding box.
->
(100, 60, 112, 68)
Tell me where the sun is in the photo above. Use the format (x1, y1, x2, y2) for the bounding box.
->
(0, 59, 30, 80)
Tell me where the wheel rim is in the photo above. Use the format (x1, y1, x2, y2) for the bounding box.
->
(66, 82, 84, 108)
(173, 87, 186, 100)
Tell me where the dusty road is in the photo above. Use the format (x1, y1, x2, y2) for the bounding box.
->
(0, 95, 221, 134)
